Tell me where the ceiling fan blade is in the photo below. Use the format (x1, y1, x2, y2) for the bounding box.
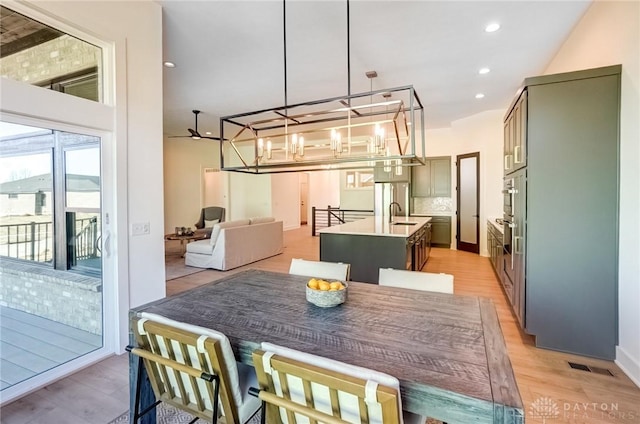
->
(188, 128, 201, 138)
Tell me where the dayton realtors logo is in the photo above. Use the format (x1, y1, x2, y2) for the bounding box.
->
(529, 397, 560, 423)
(529, 396, 636, 422)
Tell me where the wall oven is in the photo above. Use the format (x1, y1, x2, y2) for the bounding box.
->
(502, 178, 516, 284)
(503, 178, 515, 217)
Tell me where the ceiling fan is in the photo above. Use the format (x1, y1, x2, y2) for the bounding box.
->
(169, 110, 222, 141)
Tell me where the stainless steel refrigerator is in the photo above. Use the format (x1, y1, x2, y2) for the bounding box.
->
(373, 182, 409, 219)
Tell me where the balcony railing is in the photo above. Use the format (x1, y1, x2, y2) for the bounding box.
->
(311, 206, 373, 236)
(0, 217, 99, 264)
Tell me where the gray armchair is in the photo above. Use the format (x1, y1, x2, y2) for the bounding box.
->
(194, 206, 225, 230)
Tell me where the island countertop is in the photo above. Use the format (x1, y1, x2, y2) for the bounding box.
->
(318, 216, 431, 238)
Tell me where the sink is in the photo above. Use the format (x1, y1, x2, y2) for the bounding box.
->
(392, 222, 417, 226)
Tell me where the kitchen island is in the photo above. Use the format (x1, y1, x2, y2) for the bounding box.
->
(319, 216, 431, 283)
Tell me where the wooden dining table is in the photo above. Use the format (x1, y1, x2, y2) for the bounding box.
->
(129, 269, 523, 424)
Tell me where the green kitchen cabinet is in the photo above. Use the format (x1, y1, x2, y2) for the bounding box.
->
(504, 90, 527, 174)
(504, 64, 621, 360)
(428, 216, 451, 247)
(411, 157, 451, 197)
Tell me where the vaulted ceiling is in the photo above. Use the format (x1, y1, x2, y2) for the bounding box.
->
(158, 1, 592, 139)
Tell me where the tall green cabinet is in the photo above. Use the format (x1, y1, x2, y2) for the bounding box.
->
(509, 65, 620, 360)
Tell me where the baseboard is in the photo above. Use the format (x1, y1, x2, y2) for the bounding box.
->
(616, 345, 640, 388)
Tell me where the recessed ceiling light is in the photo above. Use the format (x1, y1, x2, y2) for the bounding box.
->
(479, 67, 491, 74)
(475, 93, 485, 99)
(205, 131, 212, 135)
(163, 61, 176, 68)
(485, 23, 500, 33)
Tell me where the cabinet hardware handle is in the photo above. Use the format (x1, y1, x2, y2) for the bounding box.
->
(514, 146, 521, 164)
(514, 236, 523, 254)
(504, 155, 509, 170)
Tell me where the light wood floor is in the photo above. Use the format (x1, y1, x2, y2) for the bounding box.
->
(2, 226, 639, 423)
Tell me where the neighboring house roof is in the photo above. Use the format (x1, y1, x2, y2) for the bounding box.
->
(0, 173, 99, 194)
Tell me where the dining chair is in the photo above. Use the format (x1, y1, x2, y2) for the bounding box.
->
(288, 258, 351, 281)
(128, 312, 261, 424)
(252, 342, 425, 424)
(378, 268, 454, 294)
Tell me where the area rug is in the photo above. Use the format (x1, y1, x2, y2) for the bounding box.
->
(108, 404, 262, 424)
(165, 239, 206, 281)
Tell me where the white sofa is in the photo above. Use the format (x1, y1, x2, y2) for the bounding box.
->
(185, 217, 283, 270)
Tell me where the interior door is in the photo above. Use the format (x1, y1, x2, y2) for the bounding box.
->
(457, 152, 480, 253)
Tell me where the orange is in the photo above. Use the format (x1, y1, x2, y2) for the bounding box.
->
(330, 282, 343, 290)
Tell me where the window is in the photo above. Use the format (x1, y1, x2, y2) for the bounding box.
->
(8, 193, 18, 199)
(345, 171, 374, 189)
(0, 6, 103, 102)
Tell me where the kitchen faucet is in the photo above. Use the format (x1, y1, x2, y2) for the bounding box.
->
(389, 202, 402, 223)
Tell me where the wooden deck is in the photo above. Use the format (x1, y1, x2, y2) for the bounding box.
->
(0, 306, 102, 390)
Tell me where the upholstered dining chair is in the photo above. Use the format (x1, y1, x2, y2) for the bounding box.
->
(288, 258, 351, 281)
(195, 206, 226, 229)
(127, 312, 261, 424)
(252, 342, 425, 424)
(378, 268, 454, 294)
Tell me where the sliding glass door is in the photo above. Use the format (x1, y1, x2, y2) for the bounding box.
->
(0, 122, 103, 392)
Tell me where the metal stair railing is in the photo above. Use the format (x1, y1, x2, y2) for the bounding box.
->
(311, 206, 373, 236)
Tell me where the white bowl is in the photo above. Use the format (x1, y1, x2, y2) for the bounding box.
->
(306, 281, 348, 308)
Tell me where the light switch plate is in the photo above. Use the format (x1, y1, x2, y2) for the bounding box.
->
(132, 222, 150, 236)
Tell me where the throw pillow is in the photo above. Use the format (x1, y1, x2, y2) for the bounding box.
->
(204, 219, 220, 228)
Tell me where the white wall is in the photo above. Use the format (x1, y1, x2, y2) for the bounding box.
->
(542, 0, 640, 386)
(339, 171, 374, 210)
(228, 173, 272, 220)
(271, 173, 301, 230)
(412, 110, 504, 255)
(308, 170, 340, 210)
(164, 138, 220, 232)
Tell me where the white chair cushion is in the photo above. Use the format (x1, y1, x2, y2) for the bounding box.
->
(186, 239, 214, 254)
(378, 268, 454, 294)
(205, 218, 220, 228)
(139, 312, 244, 411)
(261, 342, 407, 424)
(249, 216, 275, 225)
(289, 258, 350, 281)
(210, 219, 251, 245)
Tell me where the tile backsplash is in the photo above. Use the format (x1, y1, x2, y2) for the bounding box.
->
(412, 197, 453, 214)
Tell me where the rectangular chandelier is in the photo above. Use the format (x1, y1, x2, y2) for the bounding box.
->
(219, 85, 426, 174)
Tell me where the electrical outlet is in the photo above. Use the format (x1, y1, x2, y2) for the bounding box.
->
(132, 222, 150, 236)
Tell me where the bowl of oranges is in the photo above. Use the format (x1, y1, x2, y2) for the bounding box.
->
(306, 278, 348, 308)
